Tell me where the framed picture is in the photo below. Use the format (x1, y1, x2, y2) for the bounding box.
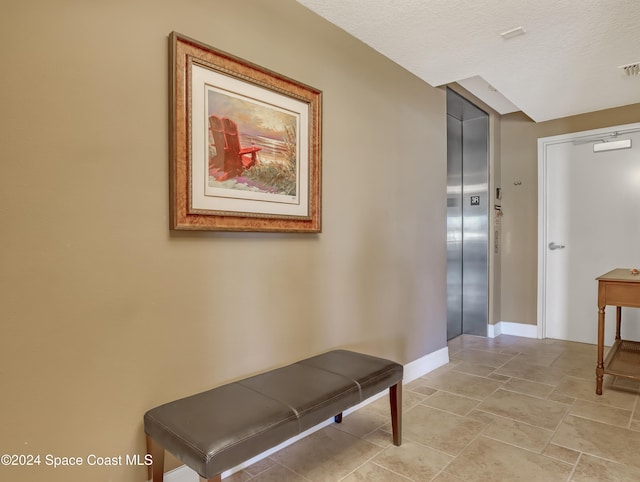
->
(169, 32, 322, 232)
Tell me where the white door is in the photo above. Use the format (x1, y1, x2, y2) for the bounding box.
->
(539, 124, 640, 345)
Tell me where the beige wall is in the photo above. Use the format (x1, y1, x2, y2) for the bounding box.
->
(0, 1, 447, 481)
(499, 104, 640, 325)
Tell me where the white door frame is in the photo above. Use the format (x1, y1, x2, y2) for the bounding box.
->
(537, 122, 640, 340)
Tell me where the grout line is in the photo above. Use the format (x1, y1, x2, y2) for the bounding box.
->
(537, 390, 577, 465)
(416, 387, 484, 403)
(479, 411, 556, 435)
(335, 443, 386, 482)
(257, 457, 313, 482)
(566, 452, 582, 481)
(478, 432, 551, 456)
(628, 390, 639, 430)
(369, 460, 414, 481)
(577, 451, 640, 467)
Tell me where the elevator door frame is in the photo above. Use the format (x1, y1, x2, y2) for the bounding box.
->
(446, 89, 489, 340)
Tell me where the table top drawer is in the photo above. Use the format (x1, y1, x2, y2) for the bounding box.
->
(600, 282, 640, 308)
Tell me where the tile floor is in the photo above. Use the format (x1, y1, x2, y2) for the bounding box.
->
(225, 335, 640, 481)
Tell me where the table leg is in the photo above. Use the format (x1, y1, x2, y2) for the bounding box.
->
(596, 305, 605, 395)
(146, 435, 165, 482)
(616, 306, 622, 340)
(390, 383, 402, 446)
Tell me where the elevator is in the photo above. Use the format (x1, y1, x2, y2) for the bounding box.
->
(446, 89, 489, 340)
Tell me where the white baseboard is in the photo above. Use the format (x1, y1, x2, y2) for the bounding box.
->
(161, 347, 450, 482)
(487, 321, 538, 339)
(164, 465, 198, 482)
(403, 346, 449, 383)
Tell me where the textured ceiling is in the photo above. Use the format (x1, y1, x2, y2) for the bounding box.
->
(296, 0, 640, 122)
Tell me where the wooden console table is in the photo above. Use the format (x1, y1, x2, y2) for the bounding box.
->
(596, 268, 640, 395)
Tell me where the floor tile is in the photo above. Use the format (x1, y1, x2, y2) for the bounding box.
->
(333, 407, 388, 438)
(491, 335, 550, 353)
(571, 453, 640, 481)
(362, 427, 394, 448)
(548, 392, 576, 405)
(450, 361, 497, 377)
(466, 409, 495, 424)
(339, 461, 410, 481)
(432, 472, 466, 482)
(269, 426, 382, 481)
(372, 440, 453, 481)
(225, 468, 254, 482)
(477, 389, 569, 430)
(405, 378, 436, 395)
(420, 390, 480, 416)
(495, 358, 567, 386)
(248, 463, 308, 482)
(541, 443, 581, 465)
(244, 458, 277, 476)
(611, 376, 640, 390)
(402, 404, 484, 455)
(569, 399, 632, 428)
(423, 370, 503, 400)
(409, 385, 438, 397)
(365, 389, 426, 418)
(552, 414, 640, 468)
(449, 348, 514, 368)
(552, 376, 637, 410)
(481, 415, 554, 452)
(551, 351, 597, 379)
(632, 402, 640, 427)
(421, 362, 459, 380)
(444, 436, 572, 482)
(233, 457, 277, 480)
(501, 377, 555, 399)
(487, 373, 510, 382)
(446, 335, 497, 353)
(511, 350, 561, 368)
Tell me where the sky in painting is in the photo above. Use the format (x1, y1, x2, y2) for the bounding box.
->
(207, 88, 295, 139)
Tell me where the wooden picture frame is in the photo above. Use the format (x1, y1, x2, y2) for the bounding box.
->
(169, 32, 322, 232)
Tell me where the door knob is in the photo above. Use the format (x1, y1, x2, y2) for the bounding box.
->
(549, 242, 565, 250)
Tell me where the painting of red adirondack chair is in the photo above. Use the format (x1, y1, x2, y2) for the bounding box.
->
(207, 88, 298, 196)
(208, 115, 261, 180)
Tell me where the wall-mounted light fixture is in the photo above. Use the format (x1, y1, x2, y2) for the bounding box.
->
(500, 26, 526, 39)
(619, 62, 640, 76)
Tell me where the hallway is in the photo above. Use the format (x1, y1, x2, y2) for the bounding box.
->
(223, 335, 640, 481)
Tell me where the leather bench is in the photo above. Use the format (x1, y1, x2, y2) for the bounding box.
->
(144, 349, 403, 482)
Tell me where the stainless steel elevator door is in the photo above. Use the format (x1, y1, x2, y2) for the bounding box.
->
(446, 89, 489, 340)
(446, 115, 463, 339)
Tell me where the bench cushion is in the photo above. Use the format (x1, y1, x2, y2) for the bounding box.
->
(239, 363, 361, 431)
(144, 349, 403, 479)
(300, 349, 404, 400)
(144, 383, 299, 476)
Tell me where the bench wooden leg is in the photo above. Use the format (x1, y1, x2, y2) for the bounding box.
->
(390, 383, 402, 446)
(146, 435, 165, 482)
(200, 476, 221, 482)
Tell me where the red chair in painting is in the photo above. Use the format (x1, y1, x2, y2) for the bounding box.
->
(208, 115, 226, 170)
(221, 117, 260, 178)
